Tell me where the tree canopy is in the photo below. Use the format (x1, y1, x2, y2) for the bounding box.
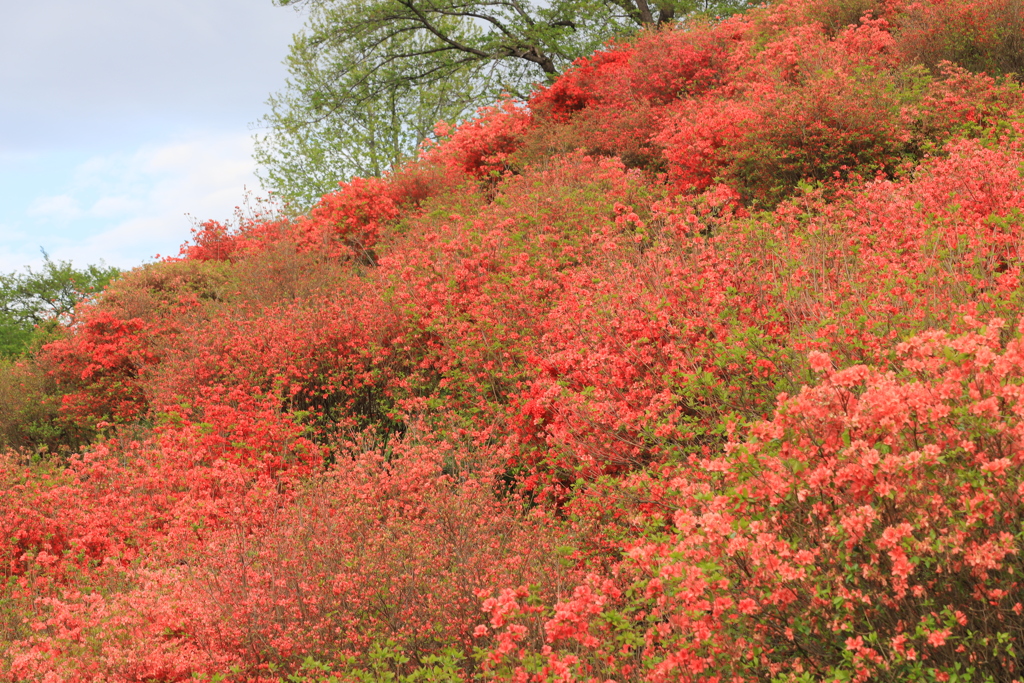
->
(255, 0, 751, 210)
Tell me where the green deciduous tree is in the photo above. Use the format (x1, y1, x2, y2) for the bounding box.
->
(255, 0, 751, 211)
(255, 25, 485, 210)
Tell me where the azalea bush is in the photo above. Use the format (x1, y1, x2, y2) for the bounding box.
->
(482, 321, 1024, 682)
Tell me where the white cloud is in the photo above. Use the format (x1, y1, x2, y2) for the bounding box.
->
(27, 194, 83, 221)
(0, 0, 307, 153)
(0, 224, 35, 273)
(89, 195, 141, 218)
(7, 130, 268, 271)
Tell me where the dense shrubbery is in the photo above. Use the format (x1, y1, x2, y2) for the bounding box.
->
(4, 0, 1024, 680)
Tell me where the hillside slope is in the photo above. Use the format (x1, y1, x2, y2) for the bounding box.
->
(4, 0, 1024, 680)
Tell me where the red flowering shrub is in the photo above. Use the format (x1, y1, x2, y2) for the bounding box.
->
(658, 16, 917, 203)
(482, 320, 1024, 681)
(893, 0, 1024, 75)
(385, 160, 455, 208)
(294, 176, 400, 262)
(423, 100, 533, 179)
(181, 220, 240, 262)
(1, 434, 571, 681)
(530, 45, 636, 122)
(527, 24, 740, 170)
(914, 63, 1023, 149)
(629, 24, 738, 105)
(39, 310, 156, 432)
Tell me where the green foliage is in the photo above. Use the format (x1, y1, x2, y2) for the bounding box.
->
(0, 352, 99, 458)
(284, 643, 468, 683)
(254, 21, 483, 210)
(196, 643, 469, 683)
(0, 252, 119, 358)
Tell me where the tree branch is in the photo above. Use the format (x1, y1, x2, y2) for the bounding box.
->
(395, 0, 493, 58)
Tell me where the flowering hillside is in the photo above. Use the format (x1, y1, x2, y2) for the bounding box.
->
(4, 0, 1024, 680)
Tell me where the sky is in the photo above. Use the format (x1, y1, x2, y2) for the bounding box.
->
(0, 0, 309, 274)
